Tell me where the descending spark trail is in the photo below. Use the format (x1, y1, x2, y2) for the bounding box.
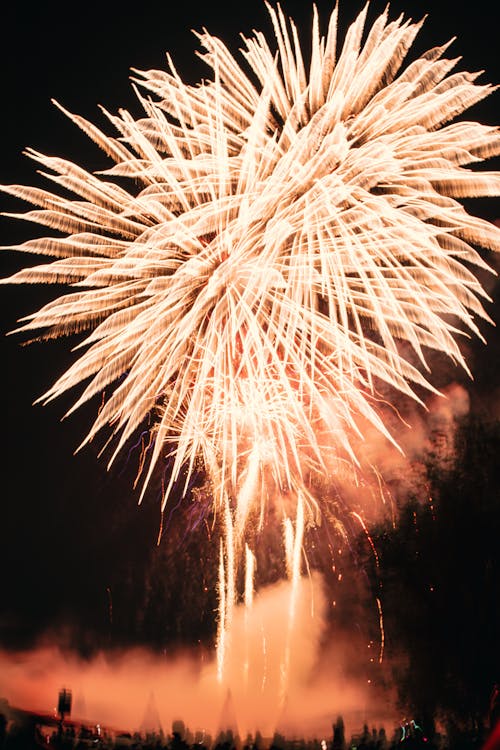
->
(2, 2, 499, 693)
(282, 493, 305, 702)
(243, 544, 256, 689)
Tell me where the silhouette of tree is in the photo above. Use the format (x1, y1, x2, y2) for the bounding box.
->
(367, 416, 500, 726)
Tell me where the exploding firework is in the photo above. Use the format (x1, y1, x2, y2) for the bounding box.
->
(2, 3, 499, 685)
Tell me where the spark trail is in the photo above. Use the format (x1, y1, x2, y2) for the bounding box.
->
(2, 3, 499, 691)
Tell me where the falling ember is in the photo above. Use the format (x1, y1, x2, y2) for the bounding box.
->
(243, 544, 256, 689)
(216, 539, 226, 684)
(2, 0, 500, 709)
(281, 493, 305, 703)
(376, 597, 385, 665)
(245, 544, 256, 612)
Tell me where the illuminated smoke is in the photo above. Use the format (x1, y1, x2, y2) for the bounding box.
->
(0, 575, 395, 739)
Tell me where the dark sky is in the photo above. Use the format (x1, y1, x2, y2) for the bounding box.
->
(0, 0, 499, 654)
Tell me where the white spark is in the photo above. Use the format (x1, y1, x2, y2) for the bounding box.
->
(2, 4, 499, 530)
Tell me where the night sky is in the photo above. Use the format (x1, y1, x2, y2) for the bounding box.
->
(1, 0, 499, 673)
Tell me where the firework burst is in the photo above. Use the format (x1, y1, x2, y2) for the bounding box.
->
(2, 5, 500, 668)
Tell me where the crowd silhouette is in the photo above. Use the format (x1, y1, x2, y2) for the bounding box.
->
(0, 708, 498, 750)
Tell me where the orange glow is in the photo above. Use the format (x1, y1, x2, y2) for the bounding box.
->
(2, 3, 499, 726)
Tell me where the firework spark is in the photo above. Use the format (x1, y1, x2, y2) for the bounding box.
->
(2, 2, 500, 684)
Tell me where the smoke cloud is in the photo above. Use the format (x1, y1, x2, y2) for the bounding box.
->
(0, 574, 396, 741)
